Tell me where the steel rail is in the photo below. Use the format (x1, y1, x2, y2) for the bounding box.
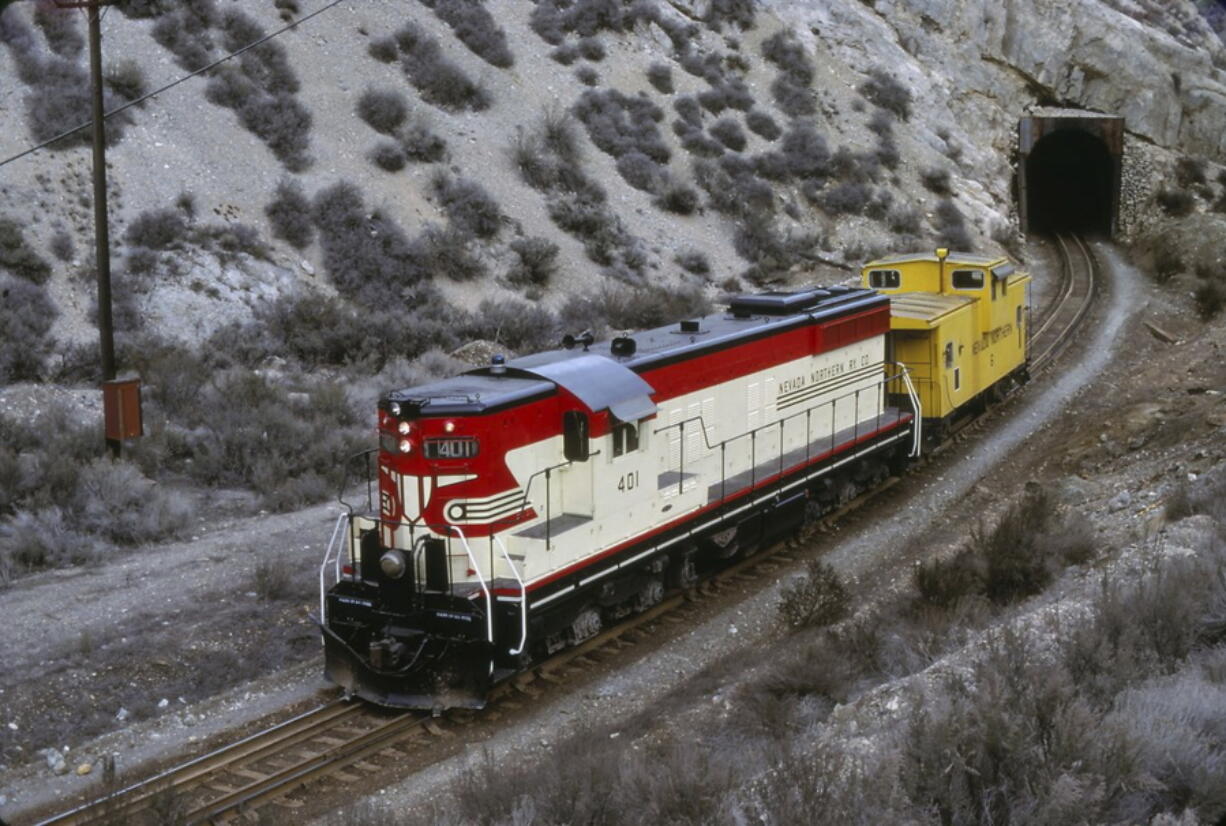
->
(1030, 233, 1079, 342)
(32, 701, 362, 825)
(1031, 233, 1099, 373)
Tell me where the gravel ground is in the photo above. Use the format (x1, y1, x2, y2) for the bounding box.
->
(0, 500, 346, 818)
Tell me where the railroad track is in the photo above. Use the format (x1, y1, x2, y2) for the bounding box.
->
(30, 240, 1104, 826)
(1030, 233, 1099, 373)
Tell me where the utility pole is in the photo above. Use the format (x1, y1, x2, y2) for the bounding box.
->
(56, 0, 120, 457)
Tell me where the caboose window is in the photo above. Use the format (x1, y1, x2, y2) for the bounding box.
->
(612, 421, 639, 456)
(952, 270, 983, 289)
(868, 269, 901, 289)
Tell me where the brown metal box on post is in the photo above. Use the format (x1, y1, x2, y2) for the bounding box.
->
(103, 378, 143, 441)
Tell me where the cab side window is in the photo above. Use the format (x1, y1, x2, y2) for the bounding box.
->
(612, 421, 639, 457)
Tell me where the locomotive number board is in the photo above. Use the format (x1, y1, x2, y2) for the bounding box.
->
(424, 438, 480, 459)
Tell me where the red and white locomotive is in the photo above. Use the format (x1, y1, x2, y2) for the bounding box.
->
(320, 285, 920, 710)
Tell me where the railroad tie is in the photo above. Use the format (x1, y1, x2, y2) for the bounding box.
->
(423, 720, 453, 737)
(514, 682, 542, 697)
(233, 767, 270, 782)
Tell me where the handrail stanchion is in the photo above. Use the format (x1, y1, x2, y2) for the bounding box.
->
(447, 526, 494, 669)
(896, 363, 922, 456)
(492, 535, 528, 656)
(318, 513, 349, 626)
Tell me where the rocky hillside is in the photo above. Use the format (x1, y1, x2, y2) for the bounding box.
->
(1, 0, 1224, 362)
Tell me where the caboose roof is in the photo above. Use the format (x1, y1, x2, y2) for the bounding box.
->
(866, 251, 1005, 268)
(385, 286, 886, 416)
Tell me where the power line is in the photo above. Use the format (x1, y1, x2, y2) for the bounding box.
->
(0, 0, 347, 171)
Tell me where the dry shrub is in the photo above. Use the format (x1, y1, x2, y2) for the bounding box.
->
(577, 35, 605, 60)
(507, 237, 559, 288)
(0, 274, 57, 383)
(914, 549, 981, 609)
(399, 115, 448, 162)
(709, 116, 746, 151)
(0, 508, 110, 582)
(124, 208, 187, 250)
(427, 0, 514, 68)
(104, 59, 147, 103)
(311, 182, 424, 306)
(859, 68, 912, 120)
(745, 108, 780, 141)
(778, 559, 850, 629)
(0, 217, 52, 283)
(654, 180, 701, 215)
(1195, 281, 1225, 320)
(560, 283, 711, 335)
(252, 556, 293, 601)
(1157, 188, 1196, 217)
(935, 198, 973, 250)
(1165, 469, 1226, 523)
(574, 65, 599, 86)
(396, 22, 491, 111)
(467, 298, 557, 352)
(72, 459, 192, 545)
(615, 152, 665, 191)
(572, 87, 669, 163)
(368, 140, 407, 172)
(356, 87, 408, 134)
(432, 736, 737, 826)
(760, 30, 815, 117)
(431, 173, 503, 239)
(646, 62, 673, 93)
(367, 34, 397, 62)
(921, 167, 952, 195)
(265, 178, 314, 249)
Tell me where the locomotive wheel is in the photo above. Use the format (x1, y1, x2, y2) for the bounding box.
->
(568, 608, 602, 645)
(634, 577, 664, 612)
(669, 551, 698, 589)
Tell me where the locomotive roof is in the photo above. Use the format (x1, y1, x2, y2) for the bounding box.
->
(385, 286, 885, 417)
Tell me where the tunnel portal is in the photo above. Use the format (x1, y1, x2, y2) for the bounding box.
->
(1018, 113, 1123, 238)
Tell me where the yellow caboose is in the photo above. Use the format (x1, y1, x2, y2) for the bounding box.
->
(861, 249, 1031, 435)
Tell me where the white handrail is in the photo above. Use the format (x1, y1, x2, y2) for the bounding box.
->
(318, 513, 350, 625)
(895, 363, 923, 456)
(447, 526, 495, 668)
(492, 535, 528, 656)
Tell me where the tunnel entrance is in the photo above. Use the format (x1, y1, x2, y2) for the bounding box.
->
(1018, 113, 1123, 238)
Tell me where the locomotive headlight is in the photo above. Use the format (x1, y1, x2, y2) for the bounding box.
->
(380, 549, 407, 579)
(399, 438, 413, 453)
(398, 421, 411, 435)
(444, 420, 456, 433)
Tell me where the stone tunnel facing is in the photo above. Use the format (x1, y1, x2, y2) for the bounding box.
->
(1018, 115, 1123, 238)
